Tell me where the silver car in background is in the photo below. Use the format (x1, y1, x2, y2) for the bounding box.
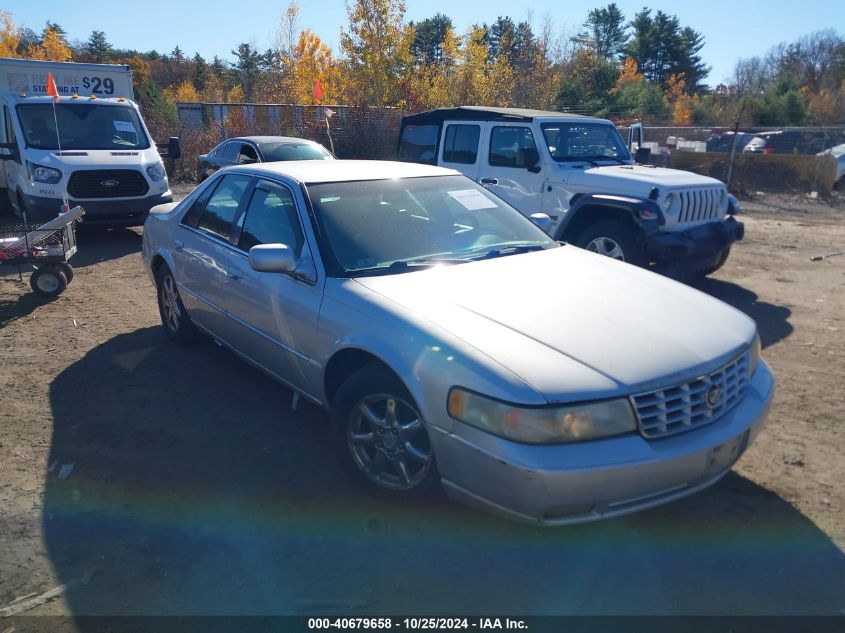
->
(142, 160, 774, 525)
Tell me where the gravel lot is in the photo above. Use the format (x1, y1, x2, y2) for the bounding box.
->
(1, 187, 843, 617)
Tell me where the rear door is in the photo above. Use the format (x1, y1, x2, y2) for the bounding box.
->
(171, 172, 253, 339)
(476, 122, 544, 217)
(437, 121, 482, 180)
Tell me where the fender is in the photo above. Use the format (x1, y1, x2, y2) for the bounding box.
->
(555, 193, 665, 241)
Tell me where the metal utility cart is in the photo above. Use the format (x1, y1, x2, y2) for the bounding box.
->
(0, 206, 84, 298)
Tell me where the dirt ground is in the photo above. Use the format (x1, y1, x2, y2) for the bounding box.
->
(0, 186, 844, 619)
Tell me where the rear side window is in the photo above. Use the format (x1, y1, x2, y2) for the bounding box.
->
(489, 126, 538, 168)
(239, 143, 258, 162)
(237, 181, 304, 256)
(398, 124, 439, 164)
(195, 174, 251, 241)
(442, 124, 480, 164)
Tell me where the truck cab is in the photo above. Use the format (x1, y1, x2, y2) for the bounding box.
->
(398, 106, 743, 278)
(0, 58, 179, 226)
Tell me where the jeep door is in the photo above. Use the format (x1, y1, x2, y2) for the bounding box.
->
(476, 122, 544, 216)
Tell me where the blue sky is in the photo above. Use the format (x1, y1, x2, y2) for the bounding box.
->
(6, 0, 844, 85)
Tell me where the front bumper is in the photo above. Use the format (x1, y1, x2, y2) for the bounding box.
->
(22, 192, 173, 227)
(432, 360, 774, 526)
(646, 217, 744, 263)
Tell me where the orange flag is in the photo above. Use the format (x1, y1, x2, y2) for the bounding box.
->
(313, 79, 323, 104)
(46, 72, 59, 100)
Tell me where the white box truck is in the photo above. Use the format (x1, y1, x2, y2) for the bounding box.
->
(0, 58, 180, 225)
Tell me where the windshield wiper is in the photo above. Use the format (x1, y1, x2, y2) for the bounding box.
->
(468, 244, 549, 261)
(557, 156, 599, 166)
(351, 258, 457, 277)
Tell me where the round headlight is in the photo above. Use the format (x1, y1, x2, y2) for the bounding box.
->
(662, 193, 675, 211)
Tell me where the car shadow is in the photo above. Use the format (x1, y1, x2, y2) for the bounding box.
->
(691, 277, 793, 349)
(0, 280, 51, 326)
(72, 226, 143, 268)
(43, 327, 844, 618)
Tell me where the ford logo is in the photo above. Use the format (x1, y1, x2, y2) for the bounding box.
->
(705, 385, 721, 409)
(100, 179, 120, 187)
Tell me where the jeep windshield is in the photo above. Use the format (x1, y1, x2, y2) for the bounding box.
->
(306, 175, 558, 277)
(17, 103, 151, 150)
(542, 122, 632, 163)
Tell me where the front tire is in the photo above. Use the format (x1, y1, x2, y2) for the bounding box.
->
(574, 220, 648, 266)
(155, 264, 198, 344)
(331, 365, 438, 500)
(30, 265, 68, 298)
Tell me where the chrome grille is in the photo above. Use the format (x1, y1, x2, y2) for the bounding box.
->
(632, 354, 749, 439)
(677, 187, 723, 224)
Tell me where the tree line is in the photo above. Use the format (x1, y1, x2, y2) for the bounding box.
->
(1, 3, 843, 129)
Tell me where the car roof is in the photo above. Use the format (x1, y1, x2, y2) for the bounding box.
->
(401, 106, 590, 126)
(229, 159, 460, 184)
(227, 136, 323, 145)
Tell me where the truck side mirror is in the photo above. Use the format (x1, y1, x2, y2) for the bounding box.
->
(166, 137, 181, 160)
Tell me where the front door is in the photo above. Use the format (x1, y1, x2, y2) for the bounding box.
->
(477, 123, 545, 217)
(213, 178, 324, 396)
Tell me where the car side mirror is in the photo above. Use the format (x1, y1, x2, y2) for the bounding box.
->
(529, 213, 553, 233)
(248, 243, 296, 273)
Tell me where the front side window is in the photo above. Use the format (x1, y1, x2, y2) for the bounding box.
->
(219, 142, 240, 162)
(542, 122, 632, 162)
(442, 124, 480, 164)
(16, 103, 150, 150)
(307, 175, 557, 276)
(398, 124, 439, 164)
(238, 181, 304, 256)
(195, 174, 251, 241)
(489, 126, 538, 168)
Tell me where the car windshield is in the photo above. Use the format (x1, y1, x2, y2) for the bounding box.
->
(306, 175, 558, 276)
(541, 122, 631, 163)
(260, 141, 333, 161)
(17, 103, 150, 150)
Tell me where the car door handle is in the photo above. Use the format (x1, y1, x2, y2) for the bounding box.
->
(226, 268, 243, 283)
(480, 178, 498, 185)
(172, 239, 183, 251)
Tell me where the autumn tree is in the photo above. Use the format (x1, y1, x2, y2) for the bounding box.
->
(0, 11, 21, 58)
(340, 0, 414, 106)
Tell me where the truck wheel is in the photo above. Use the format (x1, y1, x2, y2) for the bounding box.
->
(331, 365, 439, 501)
(155, 264, 198, 344)
(574, 221, 647, 266)
(30, 265, 68, 298)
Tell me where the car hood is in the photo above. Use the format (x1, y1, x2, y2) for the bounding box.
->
(562, 163, 723, 189)
(353, 247, 755, 401)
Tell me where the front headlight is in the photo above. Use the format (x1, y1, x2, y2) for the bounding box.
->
(447, 388, 637, 444)
(748, 333, 761, 377)
(27, 161, 62, 184)
(146, 162, 167, 181)
(662, 192, 675, 211)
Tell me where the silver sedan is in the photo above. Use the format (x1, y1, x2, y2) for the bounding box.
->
(142, 160, 774, 525)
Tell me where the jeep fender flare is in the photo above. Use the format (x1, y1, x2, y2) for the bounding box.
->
(553, 194, 665, 242)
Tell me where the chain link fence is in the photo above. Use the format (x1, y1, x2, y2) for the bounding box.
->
(620, 126, 845, 197)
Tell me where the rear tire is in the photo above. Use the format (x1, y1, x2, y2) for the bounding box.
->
(30, 265, 68, 298)
(155, 263, 198, 345)
(574, 220, 648, 267)
(55, 262, 74, 285)
(331, 365, 439, 502)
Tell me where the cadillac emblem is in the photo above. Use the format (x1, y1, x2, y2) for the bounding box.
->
(705, 384, 721, 409)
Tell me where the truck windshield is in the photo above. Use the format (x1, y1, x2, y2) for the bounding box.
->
(541, 122, 632, 163)
(16, 103, 151, 150)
